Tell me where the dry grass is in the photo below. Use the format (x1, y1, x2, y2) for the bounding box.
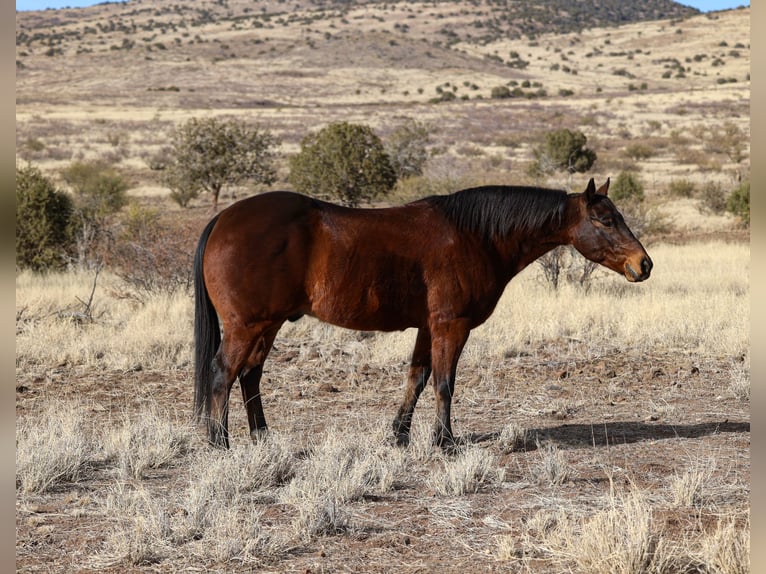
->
(103, 404, 193, 480)
(16, 399, 93, 494)
(427, 445, 505, 496)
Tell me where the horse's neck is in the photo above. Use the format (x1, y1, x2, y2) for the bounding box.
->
(495, 216, 574, 282)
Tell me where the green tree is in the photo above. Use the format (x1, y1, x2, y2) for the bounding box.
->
(16, 164, 74, 271)
(385, 120, 432, 180)
(289, 122, 397, 207)
(164, 117, 278, 210)
(532, 128, 597, 175)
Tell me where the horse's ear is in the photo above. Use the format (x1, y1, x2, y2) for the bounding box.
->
(584, 178, 596, 201)
(596, 177, 610, 196)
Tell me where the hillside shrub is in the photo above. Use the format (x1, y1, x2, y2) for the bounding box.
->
(385, 120, 432, 180)
(490, 85, 511, 99)
(61, 160, 131, 268)
(700, 181, 727, 214)
(61, 160, 129, 220)
(668, 178, 696, 198)
(16, 164, 75, 272)
(610, 171, 644, 204)
(289, 122, 396, 207)
(108, 203, 196, 296)
(726, 181, 749, 225)
(531, 129, 597, 176)
(624, 142, 654, 161)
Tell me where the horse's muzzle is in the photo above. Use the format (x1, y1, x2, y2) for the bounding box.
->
(625, 256, 653, 282)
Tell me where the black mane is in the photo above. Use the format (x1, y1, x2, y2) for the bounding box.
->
(423, 185, 568, 241)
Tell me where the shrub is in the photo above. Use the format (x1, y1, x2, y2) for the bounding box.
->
(490, 85, 511, 99)
(700, 181, 727, 214)
(108, 203, 196, 295)
(727, 181, 749, 225)
(164, 117, 278, 210)
(610, 171, 645, 203)
(289, 122, 397, 207)
(385, 119, 432, 179)
(624, 142, 654, 161)
(668, 178, 696, 198)
(537, 246, 598, 291)
(60, 160, 131, 268)
(532, 128, 597, 175)
(61, 160, 129, 220)
(16, 164, 75, 272)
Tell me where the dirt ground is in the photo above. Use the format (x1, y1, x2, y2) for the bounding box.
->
(15, 333, 749, 573)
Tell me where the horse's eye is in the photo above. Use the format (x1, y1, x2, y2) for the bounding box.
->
(592, 216, 613, 227)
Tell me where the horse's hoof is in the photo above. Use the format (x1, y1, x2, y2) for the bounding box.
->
(250, 428, 269, 443)
(394, 433, 410, 447)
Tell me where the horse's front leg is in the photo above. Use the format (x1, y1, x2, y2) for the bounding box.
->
(393, 328, 432, 446)
(429, 320, 471, 450)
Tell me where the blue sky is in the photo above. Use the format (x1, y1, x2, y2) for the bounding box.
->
(15, 0, 751, 11)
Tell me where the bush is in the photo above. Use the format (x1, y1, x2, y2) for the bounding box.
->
(727, 181, 749, 225)
(490, 85, 512, 99)
(16, 164, 75, 272)
(385, 120, 432, 180)
(610, 171, 645, 203)
(60, 160, 131, 268)
(60, 160, 129, 220)
(289, 122, 397, 207)
(537, 246, 598, 291)
(532, 128, 597, 175)
(700, 181, 727, 214)
(108, 203, 196, 296)
(624, 142, 654, 161)
(668, 178, 696, 198)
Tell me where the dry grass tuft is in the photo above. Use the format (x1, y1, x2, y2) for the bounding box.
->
(670, 460, 715, 508)
(103, 404, 193, 479)
(531, 442, 572, 486)
(698, 514, 750, 574)
(544, 489, 660, 574)
(497, 422, 530, 453)
(428, 445, 505, 496)
(99, 482, 174, 566)
(16, 400, 94, 494)
(280, 431, 405, 539)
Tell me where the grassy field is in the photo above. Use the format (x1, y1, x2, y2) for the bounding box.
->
(16, 1, 749, 572)
(16, 240, 749, 573)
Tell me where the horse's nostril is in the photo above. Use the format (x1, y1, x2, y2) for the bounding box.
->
(641, 257, 653, 276)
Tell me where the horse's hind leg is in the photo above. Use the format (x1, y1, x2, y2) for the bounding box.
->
(392, 328, 432, 446)
(209, 332, 249, 449)
(240, 323, 281, 443)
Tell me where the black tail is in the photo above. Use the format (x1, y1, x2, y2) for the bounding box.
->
(193, 214, 222, 424)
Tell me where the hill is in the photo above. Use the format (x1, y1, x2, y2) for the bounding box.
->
(16, 0, 750, 234)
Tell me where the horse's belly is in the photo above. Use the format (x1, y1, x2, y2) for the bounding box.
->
(309, 282, 424, 332)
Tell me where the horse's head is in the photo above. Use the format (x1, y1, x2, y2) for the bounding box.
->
(569, 178, 652, 282)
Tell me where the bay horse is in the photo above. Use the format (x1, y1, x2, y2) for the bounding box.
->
(193, 178, 652, 449)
